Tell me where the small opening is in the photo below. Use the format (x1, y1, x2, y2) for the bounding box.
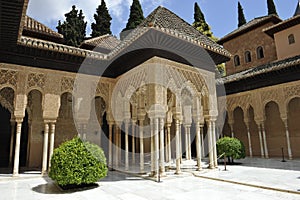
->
(245, 51, 251, 63)
(288, 34, 295, 44)
(234, 55, 240, 66)
(257, 46, 264, 59)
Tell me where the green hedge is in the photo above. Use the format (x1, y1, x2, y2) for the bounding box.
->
(49, 137, 107, 186)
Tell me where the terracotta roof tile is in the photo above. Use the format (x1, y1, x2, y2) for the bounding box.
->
(81, 34, 120, 50)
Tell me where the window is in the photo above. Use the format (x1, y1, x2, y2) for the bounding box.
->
(257, 46, 264, 59)
(245, 51, 251, 63)
(288, 34, 295, 44)
(234, 55, 240, 66)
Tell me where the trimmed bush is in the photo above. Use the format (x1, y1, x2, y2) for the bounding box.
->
(216, 136, 246, 163)
(49, 137, 107, 186)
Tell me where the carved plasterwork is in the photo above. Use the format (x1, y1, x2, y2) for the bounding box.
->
(27, 73, 45, 90)
(0, 69, 18, 88)
(61, 77, 74, 94)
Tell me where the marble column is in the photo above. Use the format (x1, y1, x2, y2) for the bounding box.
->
(200, 124, 205, 158)
(13, 120, 23, 176)
(195, 123, 202, 170)
(175, 119, 181, 174)
(159, 118, 165, 174)
(154, 118, 159, 177)
(150, 119, 155, 176)
(207, 120, 214, 169)
(125, 120, 129, 171)
(48, 122, 56, 169)
(139, 119, 144, 173)
(257, 123, 265, 158)
(212, 120, 218, 168)
(245, 121, 253, 157)
(283, 119, 293, 160)
(167, 123, 172, 163)
(42, 122, 49, 175)
(261, 123, 269, 158)
(108, 123, 113, 168)
(229, 123, 234, 138)
(9, 119, 16, 167)
(131, 120, 136, 165)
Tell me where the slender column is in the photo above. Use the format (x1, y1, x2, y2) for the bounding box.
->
(9, 120, 16, 167)
(212, 120, 218, 168)
(195, 123, 202, 171)
(200, 125, 205, 158)
(229, 123, 234, 138)
(42, 123, 49, 175)
(185, 125, 189, 160)
(114, 125, 118, 168)
(48, 123, 56, 169)
(131, 120, 136, 165)
(167, 123, 171, 163)
(13, 120, 23, 176)
(165, 128, 168, 163)
(257, 123, 265, 158)
(108, 123, 113, 168)
(261, 123, 269, 158)
(188, 126, 191, 160)
(139, 119, 144, 173)
(179, 124, 182, 163)
(207, 120, 214, 169)
(283, 119, 293, 159)
(150, 119, 154, 176)
(245, 122, 253, 157)
(159, 118, 165, 174)
(125, 120, 129, 171)
(82, 124, 87, 141)
(118, 126, 121, 167)
(175, 119, 181, 174)
(154, 118, 159, 177)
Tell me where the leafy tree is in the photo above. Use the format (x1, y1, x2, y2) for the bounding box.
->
(192, 2, 218, 41)
(267, 0, 278, 16)
(123, 0, 144, 31)
(57, 5, 87, 47)
(91, 0, 112, 37)
(216, 137, 246, 164)
(238, 1, 247, 27)
(49, 137, 107, 187)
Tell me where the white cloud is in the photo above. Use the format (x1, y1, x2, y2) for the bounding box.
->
(27, 0, 168, 35)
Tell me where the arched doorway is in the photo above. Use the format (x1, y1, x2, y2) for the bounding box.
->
(233, 107, 249, 155)
(265, 101, 286, 157)
(0, 105, 11, 167)
(288, 97, 300, 158)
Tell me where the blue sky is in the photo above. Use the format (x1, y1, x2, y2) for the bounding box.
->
(27, 0, 299, 39)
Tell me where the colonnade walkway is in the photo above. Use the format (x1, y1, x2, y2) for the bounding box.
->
(0, 157, 299, 199)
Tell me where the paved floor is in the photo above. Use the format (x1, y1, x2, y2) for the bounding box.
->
(0, 158, 300, 200)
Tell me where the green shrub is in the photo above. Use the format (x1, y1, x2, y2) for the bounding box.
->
(216, 136, 246, 163)
(49, 137, 107, 186)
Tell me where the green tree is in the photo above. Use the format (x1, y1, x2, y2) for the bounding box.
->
(123, 0, 144, 31)
(91, 0, 112, 37)
(192, 2, 218, 41)
(216, 137, 246, 164)
(238, 1, 247, 27)
(57, 5, 87, 47)
(267, 0, 278, 16)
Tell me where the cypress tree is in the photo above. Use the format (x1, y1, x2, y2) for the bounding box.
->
(238, 2, 247, 27)
(267, 0, 278, 16)
(57, 5, 87, 47)
(91, 0, 112, 37)
(123, 0, 144, 31)
(192, 2, 217, 41)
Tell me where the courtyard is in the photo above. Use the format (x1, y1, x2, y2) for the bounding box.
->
(1, 158, 300, 200)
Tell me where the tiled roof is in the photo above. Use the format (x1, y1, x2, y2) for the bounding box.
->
(264, 15, 300, 37)
(23, 16, 63, 39)
(217, 55, 300, 84)
(136, 6, 230, 57)
(218, 15, 281, 44)
(80, 34, 120, 50)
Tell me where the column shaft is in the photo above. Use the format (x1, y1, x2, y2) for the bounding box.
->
(42, 123, 49, 175)
(196, 123, 202, 170)
(175, 120, 181, 174)
(132, 121, 136, 165)
(167, 125, 171, 163)
(108, 124, 113, 168)
(212, 121, 218, 168)
(48, 123, 56, 169)
(284, 121, 293, 159)
(159, 118, 165, 174)
(154, 118, 159, 177)
(261, 123, 269, 158)
(125, 121, 129, 171)
(246, 125, 253, 157)
(9, 120, 16, 167)
(207, 120, 214, 169)
(13, 122, 22, 176)
(139, 120, 144, 173)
